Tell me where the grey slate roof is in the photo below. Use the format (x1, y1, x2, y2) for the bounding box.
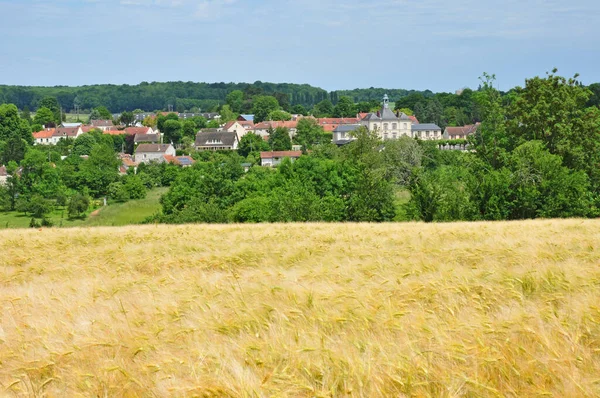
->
(195, 131, 238, 147)
(333, 124, 362, 133)
(411, 123, 441, 131)
(134, 133, 159, 143)
(136, 144, 172, 153)
(380, 106, 398, 121)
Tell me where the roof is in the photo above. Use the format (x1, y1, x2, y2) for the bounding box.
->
(253, 121, 298, 130)
(164, 155, 195, 166)
(53, 127, 80, 137)
(90, 119, 114, 127)
(0, 165, 7, 177)
(223, 121, 237, 130)
(134, 133, 159, 143)
(411, 123, 442, 131)
(444, 123, 480, 135)
(260, 151, 303, 159)
(333, 139, 356, 147)
(61, 122, 82, 128)
(317, 118, 360, 125)
(239, 114, 254, 122)
(81, 125, 99, 133)
(333, 124, 362, 133)
(380, 106, 398, 121)
(102, 129, 126, 136)
(409, 115, 419, 124)
(136, 144, 173, 153)
(195, 131, 238, 147)
(33, 129, 55, 139)
(238, 120, 254, 128)
(125, 127, 152, 136)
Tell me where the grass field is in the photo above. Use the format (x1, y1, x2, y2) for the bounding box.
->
(0, 188, 166, 229)
(1, 220, 600, 396)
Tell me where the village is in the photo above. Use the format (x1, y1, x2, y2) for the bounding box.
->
(26, 94, 479, 175)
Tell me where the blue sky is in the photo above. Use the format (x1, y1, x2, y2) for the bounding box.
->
(0, 0, 598, 92)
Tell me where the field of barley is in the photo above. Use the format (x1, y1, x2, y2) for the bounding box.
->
(1, 220, 600, 397)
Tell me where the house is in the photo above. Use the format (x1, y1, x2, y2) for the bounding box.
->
(163, 155, 195, 167)
(134, 143, 176, 164)
(443, 123, 480, 140)
(361, 95, 413, 139)
(119, 154, 138, 175)
(90, 119, 114, 131)
(253, 121, 298, 138)
(411, 123, 443, 140)
(195, 131, 239, 151)
(33, 128, 56, 145)
(223, 121, 250, 138)
(50, 126, 83, 144)
(332, 124, 361, 145)
(0, 165, 7, 186)
(260, 151, 303, 167)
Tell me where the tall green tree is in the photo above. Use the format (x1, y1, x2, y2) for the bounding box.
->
(333, 96, 357, 117)
(38, 97, 62, 123)
(162, 119, 183, 144)
(508, 69, 600, 188)
(313, 99, 334, 117)
(226, 90, 244, 113)
(294, 118, 324, 149)
(252, 96, 280, 123)
(238, 132, 270, 158)
(268, 127, 292, 151)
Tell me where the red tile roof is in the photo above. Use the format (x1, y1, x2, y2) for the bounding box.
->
(124, 127, 152, 136)
(33, 129, 55, 139)
(317, 117, 360, 125)
(254, 121, 298, 130)
(53, 127, 80, 137)
(409, 115, 419, 124)
(444, 123, 480, 136)
(260, 151, 303, 159)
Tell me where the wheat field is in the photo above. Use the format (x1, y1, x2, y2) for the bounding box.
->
(1, 220, 600, 397)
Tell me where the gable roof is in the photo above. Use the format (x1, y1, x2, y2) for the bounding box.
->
(134, 133, 159, 143)
(411, 123, 442, 131)
(61, 122, 82, 128)
(136, 144, 173, 153)
(53, 127, 80, 137)
(408, 115, 419, 124)
(124, 126, 152, 136)
(260, 151, 303, 159)
(333, 124, 362, 133)
(195, 131, 238, 147)
(444, 123, 480, 135)
(33, 129, 55, 139)
(164, 155, 195, 166)
(238, 114, 254, 122)
(253, 121, 298, 130)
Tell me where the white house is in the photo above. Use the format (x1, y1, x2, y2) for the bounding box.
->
(411, 123, 443, 140)
(195, 131, 239, 151)
(222, 121, 250, 138)
(260, 151, 302, 167)
(134, 143, 176, 163)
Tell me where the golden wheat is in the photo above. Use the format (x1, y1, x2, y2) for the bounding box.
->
(1, 220, 600, 397)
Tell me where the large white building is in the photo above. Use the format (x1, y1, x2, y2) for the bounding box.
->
(360, 94, 441, 140)
(361, 94, 413, 139)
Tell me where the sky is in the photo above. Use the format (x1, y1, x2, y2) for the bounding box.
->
(0, 0, 599, 93)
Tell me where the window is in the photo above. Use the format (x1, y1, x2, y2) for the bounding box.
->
(403, 123, 407, 129)
(392, 123, 397, 130)
(383, 123, 389, 130)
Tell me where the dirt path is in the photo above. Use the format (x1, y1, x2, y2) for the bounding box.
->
(89, 208, 103, 217)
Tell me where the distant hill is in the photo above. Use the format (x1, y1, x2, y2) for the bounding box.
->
(0, 81, 433, 113)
